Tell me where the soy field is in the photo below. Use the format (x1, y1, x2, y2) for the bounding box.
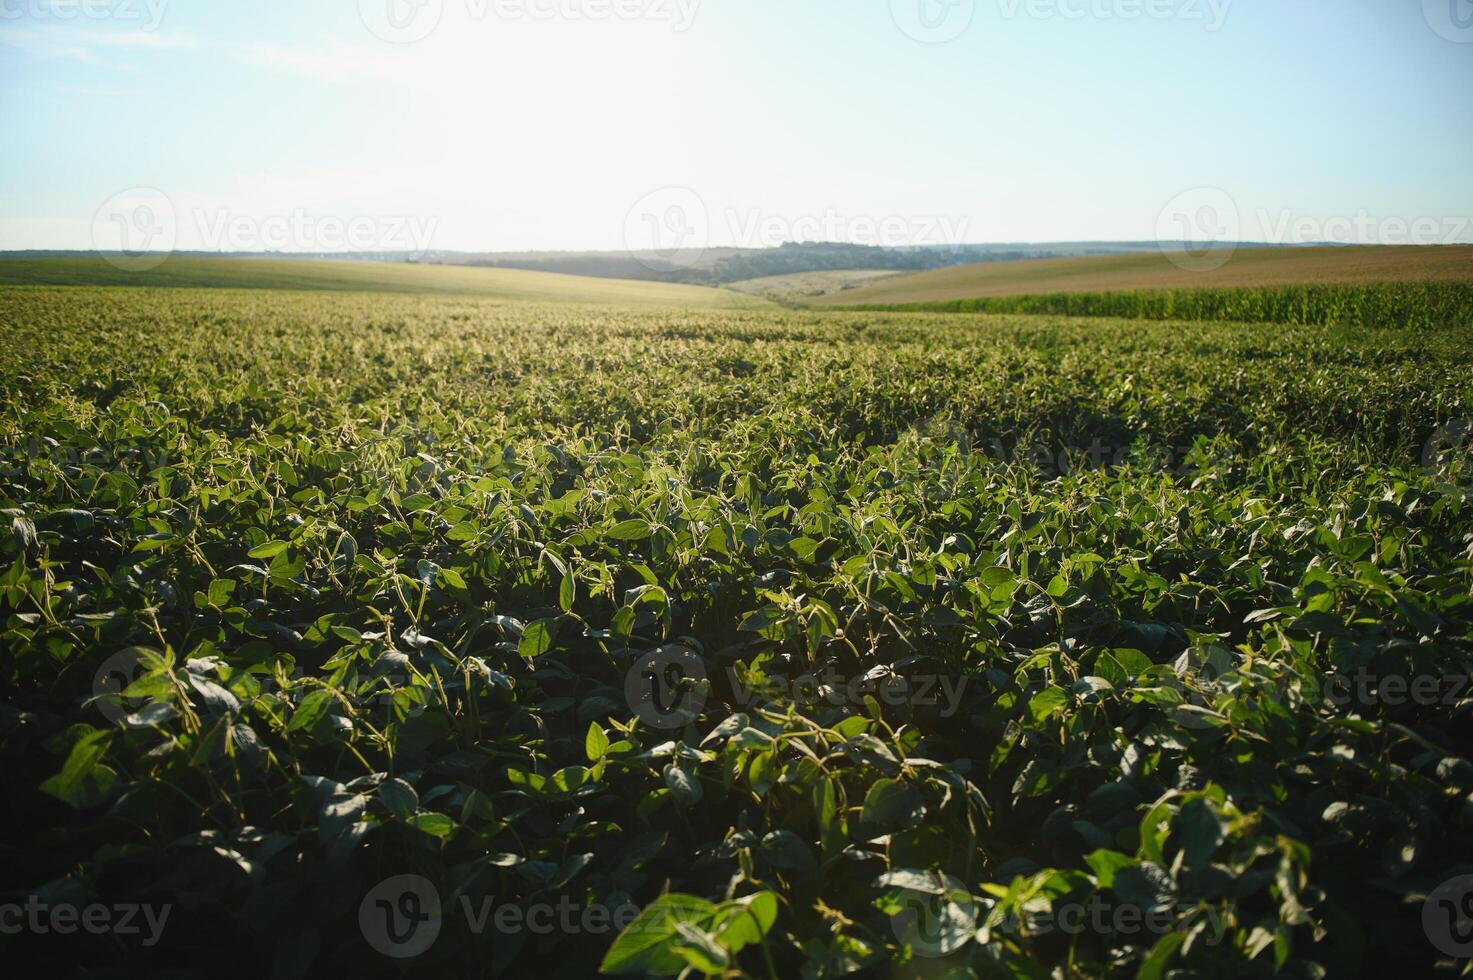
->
(2, 284, 1472, 978)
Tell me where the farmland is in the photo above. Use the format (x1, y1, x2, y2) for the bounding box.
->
(810, 245, 1473, 306)
(725, 269, 906, 303)
(0, 257, 775, 309)
(2, 282, 1472, 978)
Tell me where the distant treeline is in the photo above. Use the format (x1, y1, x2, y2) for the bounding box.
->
(463, 242, 1164, 285)
(467, 255, 711, 284)
(838, 282, 1473, 329)
(703, 243, 1079, 283)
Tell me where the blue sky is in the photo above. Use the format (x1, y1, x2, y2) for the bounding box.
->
(1, 0, 1470, 253)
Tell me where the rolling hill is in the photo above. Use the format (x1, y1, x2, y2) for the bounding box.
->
(724, 269, 907, 302)
(0, 257, 776, 309)
(804, 245, 1473, 306)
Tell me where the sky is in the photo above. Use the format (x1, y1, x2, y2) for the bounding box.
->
(1, 0, 1471, 256)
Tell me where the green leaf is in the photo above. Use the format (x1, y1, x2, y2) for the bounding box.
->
(206, 578, 236, 607)
(671, 922, 729, 975)
(813, 779, 838, 834)
(287, 690, 335, 733)
(1176, 798, 1225, 868)
(1084, 849, 1137, 889)
(1028, 687, 1068, 722)
(39, 729, 119, 809)
(1139, 801, 1174, 865)
(599, 894, 717, 975)
(664, 763, 703, 806)
(586, 722, 610, 762)
(788, 537, 820, 561)
(739, 605, 787, 639)
(701, 713, 749, 745)
(319, 792, 368, 843)
(875, 869, 952, 893)
(609, 519, 652, 541)
(761, 830, 816, 872)
(436, 566, 468, 591)
(1113, 862, 1176, 913)
(332, 531, 357, 569)
(1136, 931, 1187, 980)
(248, 540, 289, 559)
(1274, 924, 1293, 969)
(713, 892, 779, 953)
(378, 777, 418, 821)
(447, 521, 478, 542)
(518, 618, 559, 658)
(406, 812, 456, 839)
(862, 778, 925, 829)
(550, 766, 592, 795)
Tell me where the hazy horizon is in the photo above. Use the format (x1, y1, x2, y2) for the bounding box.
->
(0, 239, 1392, 258)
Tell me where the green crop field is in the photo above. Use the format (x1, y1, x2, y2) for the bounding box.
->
(812, 246, 1473, 306)
(2, 283, 1472, 978)
(0, 257, 776, 309)
(836, 281, 1473, 330)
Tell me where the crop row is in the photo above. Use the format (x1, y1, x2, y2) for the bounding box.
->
(837, 281, 1473, 329)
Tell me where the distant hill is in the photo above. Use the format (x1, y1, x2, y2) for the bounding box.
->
(4, 242, 1292, 287)
(448, 241, 1235, 285)
(0, 257, 775, 309)
(725, 270, 909, 303)
(806, 245, 1473, 306)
